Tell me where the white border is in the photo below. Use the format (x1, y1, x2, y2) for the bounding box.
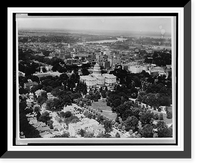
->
(7, 7, 184, 152)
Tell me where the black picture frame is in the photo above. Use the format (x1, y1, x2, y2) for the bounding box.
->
(3, 1, 191, 158)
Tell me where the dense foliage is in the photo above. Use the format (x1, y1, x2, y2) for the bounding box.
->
(140, 124, 154, 138)
(144, 51, 171, 66)
(19, 100, 41, 138)
(124, 115, 139, 131)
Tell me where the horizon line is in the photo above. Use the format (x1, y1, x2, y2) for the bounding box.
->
(18, 27, 171, 36)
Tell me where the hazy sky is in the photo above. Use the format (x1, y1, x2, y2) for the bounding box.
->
(17, 16, 172, 34)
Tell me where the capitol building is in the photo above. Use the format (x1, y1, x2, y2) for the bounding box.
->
(80, 63, 117, 91)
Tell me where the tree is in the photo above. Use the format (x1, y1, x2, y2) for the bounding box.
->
(137, 91, 146, 102)
(87, 113, 93, 119)
(112, 99, 121, 108)
(124, 115, 139, 131)
(115, 132, 121, 138)
(158, 95, 171, 106)
(19, 100, 27, 111)
(130, 107, 142, 119)
(76, 81, 87, 95)
(30, 84, 43, 93)
(64, 116, 80, 125)
(51, 88, 72, 107)
(130, 87, 138, 98)
(42, 78, 60, 89)
(38, 111, 51, 125)
(60, 73, 69, 80)
(51, 86, 64, 97)
(153, 113, 159, 120)
(94, 91, 101, 101)
(96, 115, 104, 124)
(101, 90, 107, 98)
(42, 67, 47, 73)
(70, 92, 82, 101)
(103, 120, 113, 133)
(68, 77, 76, 91)
(132, 76, 141, 87)
(143, 93, 159, 107)
(42, 86, 53, 92)
(30, 75, 40, 83)
(140, 111, 154, 126)
(82, 98, 92, 106)
(156, 121, 172, 137)
(84, 132, 94, 138)
(47, 120, 54, 129)
(59, 111, 72, 118)
(140, 124, 154, 137)
(40, 91, 47, 98)
(33, 104, 40, 114)
(46, 98, 62, 111)
(36, 111, 41, 121)
(78, 129, 86, 137)
(114, 101, 138, 120)
(19, 101, 41, 138)
(121, 109, 133, 121)
(81, 68, 90, 75)
(19, 87, 29, 94)
(37, 96, 47, 105)
(42, 50, 51, 57)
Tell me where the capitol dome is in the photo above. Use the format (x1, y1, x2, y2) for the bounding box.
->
(80, 62, 116, 91)
(92, 63, 101, 75)
(93, 63, 101, 70)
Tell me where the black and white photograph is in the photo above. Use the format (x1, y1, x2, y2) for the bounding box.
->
(16, 14, 176, 143)
(3, 3, 192, 159)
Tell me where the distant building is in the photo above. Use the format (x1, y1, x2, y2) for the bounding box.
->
(75, 53, 88, 59)
(146, 49, 154, 54)
(108, 54, 114, 67)
(150, 66, 166, 76)
(64, 58, 79, 65)
(33, 71, 62, 78)
(103, 50, 111, 56)
(87, 53, 96, 62)
(128, 65, 148, 74)
(103, 73, 117, 90)
(112, 55, 121, 66)
(123, 65, 129, 71)
(103, 61, 110, 69)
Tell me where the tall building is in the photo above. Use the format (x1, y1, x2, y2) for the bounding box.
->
(103, 61, 110, 69)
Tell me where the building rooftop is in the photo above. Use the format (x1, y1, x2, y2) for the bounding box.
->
(80, 75, 97, 81)
(102, 73, 116, 79)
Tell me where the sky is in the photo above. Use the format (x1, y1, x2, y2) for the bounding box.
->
(17, 16, 172, 35)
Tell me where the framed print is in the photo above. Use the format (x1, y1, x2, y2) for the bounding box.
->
(3, 2, 191, 158)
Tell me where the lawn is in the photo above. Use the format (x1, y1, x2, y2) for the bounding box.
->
(91, 99, 112, 111)
(91, 99, 117, 120)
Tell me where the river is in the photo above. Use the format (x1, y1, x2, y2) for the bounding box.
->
(78, 37, 127, 44)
